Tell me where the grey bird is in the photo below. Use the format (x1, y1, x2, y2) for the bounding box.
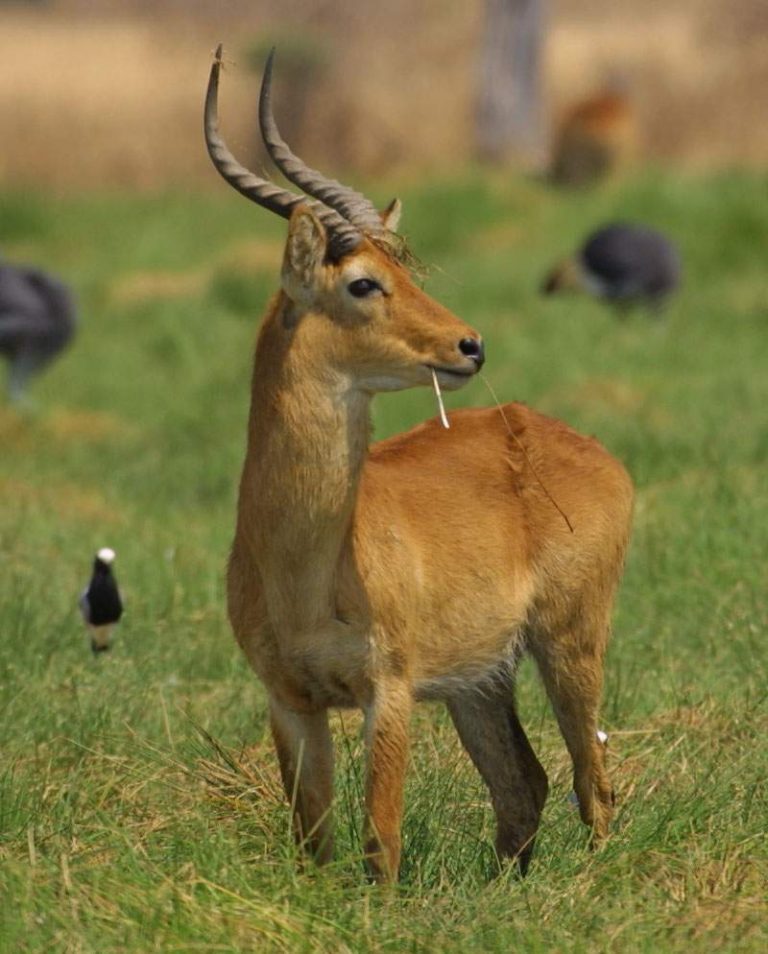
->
(543, 223, 681, 314)
(79, 548, 124, 655)
(0, 259, 77, 403)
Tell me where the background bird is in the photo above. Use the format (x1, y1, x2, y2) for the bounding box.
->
(79, 548, 123, 655)
(542, 223, 681, 314)
(0, 258, 77, 404)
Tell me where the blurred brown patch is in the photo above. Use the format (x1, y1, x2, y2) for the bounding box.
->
(1, 406, 133, 449)
(217, 238, 283, 273)
(720, 279, 768, 316)
(469, 221, 528, 251)
(45, 408, 134, 443)
(549, 90, 637, 186)
(108, 239, 281, 306)
(0, 475, 123, 525)
(110, 270, 207, 307)
(2, 0, 765, 191)
(0, 407, 32, 445)
(548, 2, 768, 168)
(570, 378, 649, 414)
(541, 378, 651, 419)
(0, 407, 137, 464)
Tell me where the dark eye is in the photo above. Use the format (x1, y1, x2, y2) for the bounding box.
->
(348, 278, 382, 298)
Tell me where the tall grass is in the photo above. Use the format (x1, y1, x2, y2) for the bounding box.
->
(1, 170, 766, 951)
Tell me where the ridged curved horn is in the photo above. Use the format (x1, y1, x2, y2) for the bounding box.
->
(205, 45, 304, 219)
(259, 49, 386, 236)
(204, 45, 362, 258)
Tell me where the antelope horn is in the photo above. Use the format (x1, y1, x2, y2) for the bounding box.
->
(204, 44, 362, 258)
(259, 48, 388, 237)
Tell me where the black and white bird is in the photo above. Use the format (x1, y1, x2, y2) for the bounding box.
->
(0, 258, 77, 403)
(543, 223, 681, 313)
(79, 548, 124, 655)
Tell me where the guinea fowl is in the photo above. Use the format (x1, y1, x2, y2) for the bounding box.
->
(543, 223, 681, 313)
(0, 259, 77, 402)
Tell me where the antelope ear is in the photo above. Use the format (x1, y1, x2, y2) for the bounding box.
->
(381, 197, 402, 233)
(282, 205, 327, 301)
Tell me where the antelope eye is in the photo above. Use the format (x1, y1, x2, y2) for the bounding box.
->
(348, 278, 382, 298)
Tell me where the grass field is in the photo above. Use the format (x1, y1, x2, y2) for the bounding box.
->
(0, 169, 766, 951)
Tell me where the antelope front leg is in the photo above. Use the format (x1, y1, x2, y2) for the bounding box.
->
(269, 697, 335, 864)
(363, 680, 413, 883)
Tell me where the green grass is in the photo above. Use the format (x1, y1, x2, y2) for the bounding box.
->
(1, 169, 766, 952)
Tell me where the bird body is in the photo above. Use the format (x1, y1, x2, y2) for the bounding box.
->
(0, 260, 76, 402)
(80, 548, 123, 654)
(543, 223, 681, 312)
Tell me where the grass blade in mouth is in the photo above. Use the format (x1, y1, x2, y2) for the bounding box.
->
(430, 367, 450, 429)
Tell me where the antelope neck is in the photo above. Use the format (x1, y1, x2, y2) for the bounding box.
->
(242, 298, 372, 631)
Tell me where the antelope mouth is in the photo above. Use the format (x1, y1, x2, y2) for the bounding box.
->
(427, 364, 477, 383)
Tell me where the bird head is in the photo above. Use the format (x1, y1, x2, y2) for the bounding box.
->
(541, 257, 584, 296)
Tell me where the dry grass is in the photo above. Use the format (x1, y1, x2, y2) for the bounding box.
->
(1, 0, 766, 191)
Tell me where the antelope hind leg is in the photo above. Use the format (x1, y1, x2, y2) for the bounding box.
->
(447, 680, 548, 875)
(531, 635, 614, 844)
(269, 698, 335, 863)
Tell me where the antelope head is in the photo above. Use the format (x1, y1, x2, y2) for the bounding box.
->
(204, 46, 484, 395)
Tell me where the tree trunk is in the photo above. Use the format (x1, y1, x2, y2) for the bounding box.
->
(476, 0, 547, 163)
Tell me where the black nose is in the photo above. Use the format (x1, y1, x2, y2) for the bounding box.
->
(458, 336, 485, 368)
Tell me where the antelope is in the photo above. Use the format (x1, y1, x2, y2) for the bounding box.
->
(205, 46, 634, 883)
(550, 87, 637, 187)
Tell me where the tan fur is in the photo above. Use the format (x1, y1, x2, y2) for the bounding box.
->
(550, 92, 637, 186)
(227, 206, 634, 882)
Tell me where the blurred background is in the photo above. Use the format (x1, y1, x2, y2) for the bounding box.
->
(2, 0, 768, 190)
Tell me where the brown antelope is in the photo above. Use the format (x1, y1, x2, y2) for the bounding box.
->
(205, 46, 634, 883)
(550, 87, 637, 187)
